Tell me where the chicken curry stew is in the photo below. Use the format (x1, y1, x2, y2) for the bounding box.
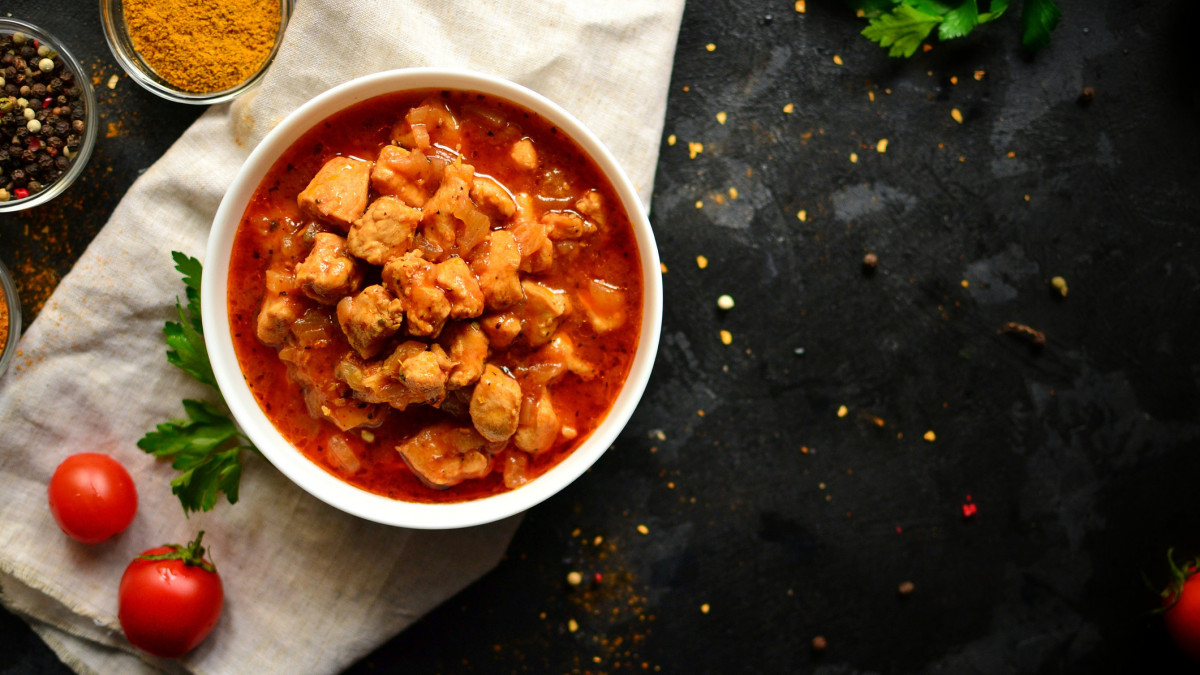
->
(227, 90, 643, 503)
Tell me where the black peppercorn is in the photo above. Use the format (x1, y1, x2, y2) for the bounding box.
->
(47, 136, 62, 148)
(10, 169, 25, 185)
(69, 119, 82, 133)
(31, 83, 44, 96)
(26, 180, 41, 192)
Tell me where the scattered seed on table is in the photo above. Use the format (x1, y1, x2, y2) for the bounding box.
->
(568, 619, 579, 633)
(700, 603, 711, 614)
(812, 635, 828, 652)
(951, 108, 964, 124)
(695, 200, 703, 209)
(797, 209, 807, 221)
(974, 69, 986, 81)
(717, 294, 734, 310)
(833, 54, 843, 65)
(659, 262, 668, 274)
(923, 430, 936, 442)
(849, 152, 858, 163)
(719, 330, 732, 345)
(637, 524, 649, 535)
(876, 139, 888, 153)
(1078, 86, 1095, 105)
(1051, 276, 1068, 297)
(567, 571, 583, 586)
(898, 581, 915, 595)
(107, 74, 118, 89)
(862, 252, 878, 272)
(705, 43, 716, 52)
(795, 0, 806, 12)
(728, 187, 738, 199)
(837, 405, 848, 418)
(688, 141, 703, 159)
(696, 255, 708, 269)
(716, 111, 727, 124)
(667, 134, 676, 146)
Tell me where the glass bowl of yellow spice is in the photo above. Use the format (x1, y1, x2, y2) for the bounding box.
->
(99, 0, 290, 104)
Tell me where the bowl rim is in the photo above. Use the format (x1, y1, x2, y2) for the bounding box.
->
(0, 18, 98, 213)
(0, 257, 21, 378)
(98, 0, 290, 105)
(202, 68, 663, 529)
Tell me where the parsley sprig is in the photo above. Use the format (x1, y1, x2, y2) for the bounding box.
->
(138, 252, 255, 514)
(848, 0, 1061, 58)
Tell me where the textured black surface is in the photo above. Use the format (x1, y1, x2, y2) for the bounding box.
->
(4, 1, 1200, 673)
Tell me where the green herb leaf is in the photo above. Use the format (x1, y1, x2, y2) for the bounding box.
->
(142, 252, 256, 514)
(939, 0, 979, 40)
(1020, 0, 1061, 52)
(861, 3, 943, 58)
(138, 399, 250, 513)
(978, 0, 1011, 22)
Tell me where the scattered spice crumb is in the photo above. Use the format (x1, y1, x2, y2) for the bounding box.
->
(849, 152, 858, 163)
(962, 495, 978, 518)
(801, 446, 809, 454)
(695, 200, 703, 209)
(688, 141, 704, 159)
(898, 581, 915, 595)
(1050, 276, 1068, 297)
(696, 255, 708, 269)
(795, 0, 806, 12)
(960, 279, 969, 288)
(876, 138, 888, 153)
(1078, 86, 1095, 105)
(950, 75, 958, 85)
(728, 187, 738, 199)
(667, 134, 676, 146)
(837, 405, 848, 418)
(697, 409, 704, 417)
(716, 111, 727, 125)
(568, 618, 579, 633)
(1007, 151, 1016, 158)
(951, 108, 964, 124)
(797, 209, 807, 222)
(1024, 194, 1031, 201)
(832, 55, 843, 66)
(868, 90, 875, 102)
(637, 524, 649, 535)
(783, 102, 794, 114)
(923, 430, 936, 442)
(719, 329, 732, 345)
(862, 252, 878, 273)
(705, 43, 716, 52)
(717, 294, 734, 310)
(360, 430, 375, 442)
(812, 635, 828, 652)
(567, 571, 583, 586)
(973, 69, 985, 81)
(593, 536, 604, 546)
(106, 74, 118, 89)
(700, 603, 711, 614)
(660, 262, 668, 274)
(1000, 322, 1046, 348)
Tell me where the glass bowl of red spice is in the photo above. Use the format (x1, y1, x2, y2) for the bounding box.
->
(0, 18, 98, 213)
(99, 0, 290, 105)
(0, 257, 20, 379)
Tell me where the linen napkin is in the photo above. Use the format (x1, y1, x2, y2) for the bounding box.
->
(0, 0, 684, 672)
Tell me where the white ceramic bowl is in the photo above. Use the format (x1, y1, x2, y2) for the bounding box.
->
(203, 69, 662, 530)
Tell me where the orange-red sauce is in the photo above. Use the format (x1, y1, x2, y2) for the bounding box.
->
(227, 89, 643, 503)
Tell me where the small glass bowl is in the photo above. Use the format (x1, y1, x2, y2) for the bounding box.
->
(0, 18, 98, 213)
(0, 257, 21, 379)
(99, 0, 290, 105)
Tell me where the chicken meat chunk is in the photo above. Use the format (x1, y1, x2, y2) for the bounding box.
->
(435, 256, 485, 319)
(470, 176, 516, 219)
(439, 321, 489, 389)
(510, 138, 537, 171)
(382, 251, 451, 337)
(347, 196, 422, 265)
(297, 157, 372, 230)
(336, 284, 405, 359)
(468, 230, 524, 311)
(396, 423, 492, 488)
(514, 389, 560, 455)
(520, 281, 569, 347)
(295, 232, 364, 305)
(370, 145, 442, 208)
(469, 364, 522, 442)
(542, 210, 597, 241)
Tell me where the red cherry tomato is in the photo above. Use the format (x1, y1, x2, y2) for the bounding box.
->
(118, 532, 224, 659)
(47, 453, 138, 544)
(1165, 556, 1200, 663)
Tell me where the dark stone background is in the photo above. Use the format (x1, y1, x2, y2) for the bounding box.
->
(3, 0, 1200, 673)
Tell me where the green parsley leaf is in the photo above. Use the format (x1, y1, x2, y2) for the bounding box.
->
(1020, 0, 1061, 52)
(138, 399, 251, 513)
(861, 3, 943, 58)
(939, 0, 979, 40)
(978, 0, 1011, 23)
(141, 252, 256, 514)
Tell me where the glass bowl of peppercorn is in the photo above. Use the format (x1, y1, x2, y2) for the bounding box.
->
(0, 19, 96, 213)
(99, 0, 291, 105)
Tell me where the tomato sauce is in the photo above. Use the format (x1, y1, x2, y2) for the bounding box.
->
(227, 89, 643, 503)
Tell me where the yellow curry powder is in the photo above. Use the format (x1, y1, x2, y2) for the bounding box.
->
(123, 0, 280, 93)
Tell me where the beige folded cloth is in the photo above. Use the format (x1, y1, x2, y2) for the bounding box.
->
(0, 0, 684, 672)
